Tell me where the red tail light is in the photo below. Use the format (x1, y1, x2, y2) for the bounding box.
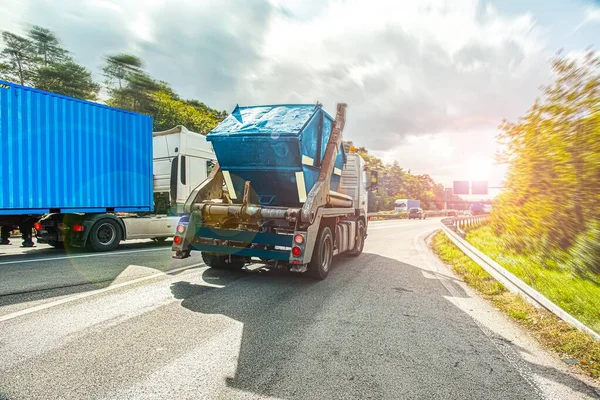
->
(292, 246, 302, 256)
(73, 224, 85, 232)
(173, 235, 182, 245)
(33, 222, 42, 231)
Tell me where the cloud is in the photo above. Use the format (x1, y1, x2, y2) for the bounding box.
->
(574, 5, 600, 31)
(4, 0, 587, 189)
(5, 0, 274, 109)
(238, 0, 550, 151)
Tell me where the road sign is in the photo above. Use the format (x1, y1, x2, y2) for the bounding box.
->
(453, 181, 469, 195)
(471, 181, 488, 195)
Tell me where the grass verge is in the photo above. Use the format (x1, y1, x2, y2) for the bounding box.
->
(467, 226, 600, 334)
(431, 231, 600, 380)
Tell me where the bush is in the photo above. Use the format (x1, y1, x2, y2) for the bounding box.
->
(567, 223, 600, 281)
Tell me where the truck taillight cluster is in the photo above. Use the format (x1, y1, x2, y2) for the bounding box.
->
(291, 233, 306, 259)
(173, 236, 182, 245)
(176, 225, 185, 234)
(33, 222, 42, 231)
(73, 224, 85, 232)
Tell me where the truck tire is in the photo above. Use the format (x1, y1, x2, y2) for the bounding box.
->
(347, 220, 365, 257)
(48, 240, 65, 249)
(87, 219, 122, 252)
(309, 226, 333, 280)
(201, 252, 245, 269)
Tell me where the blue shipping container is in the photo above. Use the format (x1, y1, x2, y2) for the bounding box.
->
(0, 80, 153, 214)
(207, 104, 345, 207)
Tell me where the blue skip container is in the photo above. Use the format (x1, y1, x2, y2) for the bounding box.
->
(207, 104, 345, 207)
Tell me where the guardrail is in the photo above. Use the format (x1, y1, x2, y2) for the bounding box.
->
(368, 211, 448, 221)
(440, 217, 600, 340)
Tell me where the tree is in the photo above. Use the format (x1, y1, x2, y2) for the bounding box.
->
(103, 53, 142, 89)
(0, 31, 35, 85)
(28, 25, 67, 66)
(151, 90, 223, 133)
(494, 50, 600, 266)
(33, 60, 99, 100)
(103, 54, 162, 112)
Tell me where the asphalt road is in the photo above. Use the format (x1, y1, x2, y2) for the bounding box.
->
(0, 219, 598, 399)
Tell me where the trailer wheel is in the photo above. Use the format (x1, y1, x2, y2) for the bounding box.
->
(48, 240, 65, 249)
(201, 252, 245, 269)
(347, 220, 365, 257)
(309, 226, 333, 280)
(88, 219, 122, 252)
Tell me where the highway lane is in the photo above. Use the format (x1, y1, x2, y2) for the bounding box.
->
(0, 219, 598, 399)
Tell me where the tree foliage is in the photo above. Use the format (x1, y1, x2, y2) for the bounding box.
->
(102, 53, 227, 132)
(1, 26, 227, 131)
(33, 60, 99, 100)
(493, 51, 600, 277)
(1, 27, 99, 100)
(345, 141, 452, 211)
(0, 31, 35, 85)
(28, 25, 67, 66)
(151, 90, 224, 133)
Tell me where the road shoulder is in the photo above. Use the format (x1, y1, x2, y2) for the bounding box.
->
(416, 230, 600, 399)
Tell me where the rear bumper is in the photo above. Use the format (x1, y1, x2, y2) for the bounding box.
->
(173, 220, 294, 262)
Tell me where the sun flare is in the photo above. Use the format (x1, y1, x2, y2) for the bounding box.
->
(467, 157, 492, 182)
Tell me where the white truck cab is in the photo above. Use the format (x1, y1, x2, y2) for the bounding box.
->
(153, 126, 216, 213)
(122, 126, 217, 240)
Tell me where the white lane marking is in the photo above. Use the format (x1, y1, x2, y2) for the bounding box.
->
(0, 262, 212, 323)
(369, 222, 429, 230)
(0, 247, 169, 266)
(222, 170, 237, 199)
(295, 171, 307, 203)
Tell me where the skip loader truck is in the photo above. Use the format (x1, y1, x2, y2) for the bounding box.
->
(172, 103, 373, 279)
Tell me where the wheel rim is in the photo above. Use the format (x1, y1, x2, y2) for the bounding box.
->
(321, 235, 332, 272)
(97, 223, 116, 245)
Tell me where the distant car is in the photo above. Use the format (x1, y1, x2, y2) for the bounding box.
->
(408, 207, 425, 220)
(447, 210, 458, 217)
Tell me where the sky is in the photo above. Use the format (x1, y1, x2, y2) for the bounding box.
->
(2, 0, 600, 194)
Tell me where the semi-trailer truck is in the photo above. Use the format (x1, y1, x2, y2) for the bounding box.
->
(0, 80, 215, 251)
(172, 103, 372, 280)
(394, 199, 420, 212)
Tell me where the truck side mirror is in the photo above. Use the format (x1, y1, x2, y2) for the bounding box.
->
(370, 171, 378, 190)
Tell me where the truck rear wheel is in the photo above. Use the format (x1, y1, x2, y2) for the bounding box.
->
(309, 226, 333, 280)
(347, 220, 365, 257)
(88, 219, 122, 252)
(201, 252, 245, 269)
(48, 240, 65, 249)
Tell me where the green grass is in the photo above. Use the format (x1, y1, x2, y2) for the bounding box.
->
(432, 231, 600, 379)
(467, 226, 600, 335)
